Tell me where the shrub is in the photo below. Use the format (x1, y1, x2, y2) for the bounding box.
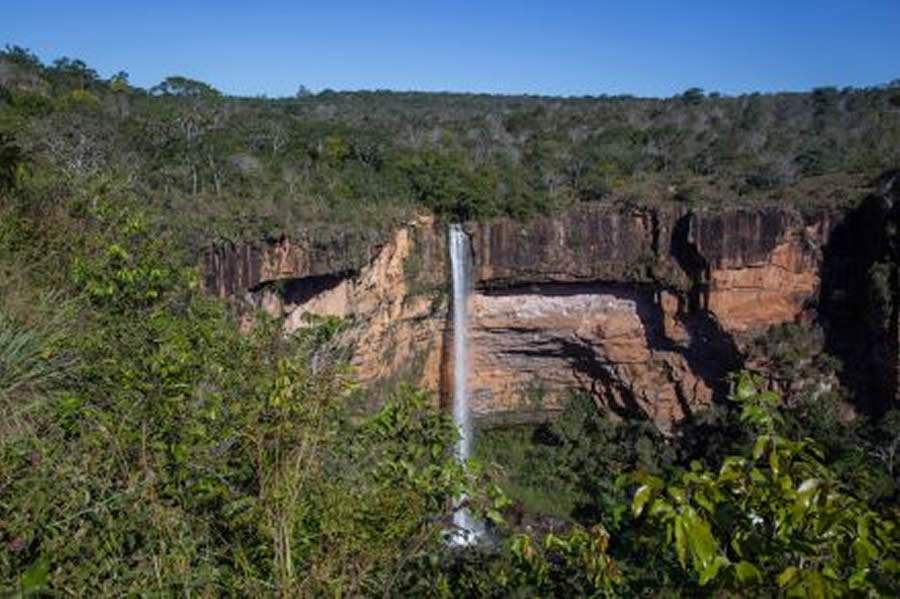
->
(634, 373, 900, 597)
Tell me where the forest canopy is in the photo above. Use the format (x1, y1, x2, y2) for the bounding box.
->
(1, 45, 899, 243)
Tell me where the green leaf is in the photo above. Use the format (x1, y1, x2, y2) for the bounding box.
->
(750, 467, 766, 484)
(20, 557, 49, 592)
(698, 555, 729, 586)
(632, 483, 653, 517)
(684, 509, 717, 570)
(752, 435, 769, 460)
(667, 485, 686, 504)
(736, 374, 756, 400)
(694, 491, 714, 514)
(486, 509, 504, 525)
(847, 570, 869, 590)
(883, 559, 900, 574)
(674, 516, 688, 568)
(852, 537, 878, 569)
(777, 566, 799, 588)
(735, 561, 762, 585)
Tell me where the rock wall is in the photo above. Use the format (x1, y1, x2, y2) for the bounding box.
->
(685, 209, 829, 333)
(465, 204, 831, 334)
(204, 199, 889, 427)
(203, 227, 386, 298)
(467, 285, 722, 431)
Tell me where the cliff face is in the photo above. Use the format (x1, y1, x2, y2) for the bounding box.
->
(466, 205, 828, 333)
(458, 205, 829, 427)
(203, 196, 891, 428)
(209, 217, 451, 409)
(203, 228, 386, 298)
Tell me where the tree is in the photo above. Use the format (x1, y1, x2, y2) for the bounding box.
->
(679, 87, 705, 105)
(0, 132, 24, 192)
(633, 372, 900, 597)
(109, 71, 130, 93)
(48, 57, 99, 90)
(0, 45, 41, 70)
(151, 75, 221, 98)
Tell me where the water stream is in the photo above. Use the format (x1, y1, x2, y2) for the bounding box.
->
(448, 223, 481, 545)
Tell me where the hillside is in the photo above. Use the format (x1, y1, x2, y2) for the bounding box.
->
(2, 45, 899, 246)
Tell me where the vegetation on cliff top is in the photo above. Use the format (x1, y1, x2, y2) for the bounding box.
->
(2, 45, 898, 243)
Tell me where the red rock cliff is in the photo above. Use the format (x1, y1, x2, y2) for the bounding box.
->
(203, 202, 850, 429)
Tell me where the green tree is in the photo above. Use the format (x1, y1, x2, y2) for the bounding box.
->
(150, 75, 221, 98)
(633, 372, 900, 597)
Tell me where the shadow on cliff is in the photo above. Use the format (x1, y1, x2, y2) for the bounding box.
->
(819, 171, 900, 414)
(669, 212, 709, 313)
(662, 213, 744, 417)
(633, 285, 743, 422)
(265, 271, 350, 305)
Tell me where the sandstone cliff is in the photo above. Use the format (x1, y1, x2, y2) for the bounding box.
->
(203, 192, 897, 429)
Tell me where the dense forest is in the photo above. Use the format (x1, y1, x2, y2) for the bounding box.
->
(2, 44, 900, 240)
(1, 46, 899, 596)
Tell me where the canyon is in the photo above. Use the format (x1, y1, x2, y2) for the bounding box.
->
(203, 174, 900, 430)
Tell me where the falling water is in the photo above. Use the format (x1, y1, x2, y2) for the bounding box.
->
(448, 223, 480, 545)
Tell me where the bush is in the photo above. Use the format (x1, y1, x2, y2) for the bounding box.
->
(634, 373, 900, 597)
(0, 191, 480, 595)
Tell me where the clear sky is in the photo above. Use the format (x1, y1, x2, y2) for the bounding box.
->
(2, 1, 899, 97)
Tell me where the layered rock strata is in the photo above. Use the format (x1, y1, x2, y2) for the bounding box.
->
(203, 202, 853, 427)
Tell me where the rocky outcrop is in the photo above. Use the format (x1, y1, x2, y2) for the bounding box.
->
(203, 227, 386, 298)
(467, 285, 723, 431)
(820, 172, 900, 412)
(466, 206, 669, 286)
(466, 204, 831, 334)
(240, 218, 450, 406)
(687, 209, 829, 333)
(204, 199, 876, 427)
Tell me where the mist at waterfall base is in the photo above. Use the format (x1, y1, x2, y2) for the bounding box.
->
(447, 224, 484, 547)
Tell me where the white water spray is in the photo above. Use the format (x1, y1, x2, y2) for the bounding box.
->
(448, 224, 481, 545)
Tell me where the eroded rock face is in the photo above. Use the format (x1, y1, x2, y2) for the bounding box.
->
(203, 202, 852, 427)
(468, 285, 716, 431)
(273, 218, 449, 403)
(689, 209, 830, 333)
(466, 205, 666, 285)
(466, 205, 832, 335)
(203, 228, 386, 298)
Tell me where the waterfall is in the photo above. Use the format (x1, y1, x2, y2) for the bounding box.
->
(448, 223, 480, 545)
(450, 224, 473, 467)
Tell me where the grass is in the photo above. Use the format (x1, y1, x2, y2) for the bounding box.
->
(473, 424, 582, 521)
(0, 259, 77, 436)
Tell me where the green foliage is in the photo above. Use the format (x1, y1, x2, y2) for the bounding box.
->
(0, 293, 74, 405)
(0, 186, 477, 595)
(1, 45, 42, 69)
(3, 46, 900, 597)
(150, 75, 221, 98)
(747, 322, 842, 386)
(474, 424, 581, 520)
(503, 524, 622, 596)
(0, 131, 24, 192)
(5, 47, 900, 239)
(70, 211, 182, 311)
(399, 150, 500, 220)
(634, 372, 900, 597)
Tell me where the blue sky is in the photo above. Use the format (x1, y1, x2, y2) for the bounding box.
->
(2, 1, 899, 97)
